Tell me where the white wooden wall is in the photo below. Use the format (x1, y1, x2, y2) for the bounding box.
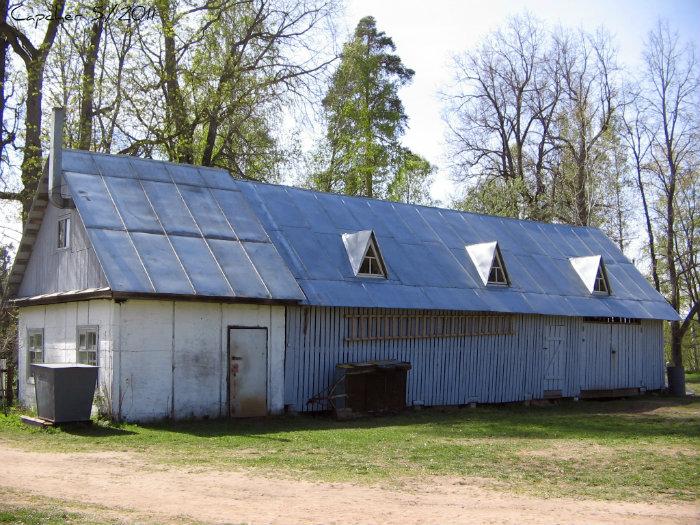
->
(18, 299, 285, 422)
(284, 306, 665, 411)
(18, 203, 107, 297)
(18, 300, 116, 410)
(111, 299, 285, 421)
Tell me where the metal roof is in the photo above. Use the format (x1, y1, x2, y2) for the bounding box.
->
(60, 150, 304, 302)
(233, 180, 679, 321)
(9, 149, 677, 320)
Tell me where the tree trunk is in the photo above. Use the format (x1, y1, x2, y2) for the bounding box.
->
(21, 59, 46, 215)
(1, 0, 66, 215)
(0, 0, 10, 154)
(157, 0, 192, 164)
(636, 163, 661, 291)
(78, 4, 105, 151)
(575, 161, 588, 226)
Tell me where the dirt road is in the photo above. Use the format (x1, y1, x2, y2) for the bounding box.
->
(0, 446, 697, 524)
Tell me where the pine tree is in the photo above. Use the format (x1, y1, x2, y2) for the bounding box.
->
(318, 16, 417, 198)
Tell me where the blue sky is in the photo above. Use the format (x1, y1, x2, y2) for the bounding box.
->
(341, 0, 700, 202)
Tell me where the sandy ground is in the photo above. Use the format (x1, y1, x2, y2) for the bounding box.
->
(0, 446, 698, 525)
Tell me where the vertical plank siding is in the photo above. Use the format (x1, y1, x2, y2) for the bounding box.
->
(19, 205, 108, 297)
(284, 307, 665, 411)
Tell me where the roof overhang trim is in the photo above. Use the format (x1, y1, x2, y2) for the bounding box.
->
(12, 288, 302, 307)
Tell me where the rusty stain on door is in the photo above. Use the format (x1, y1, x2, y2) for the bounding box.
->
(228, 327, 268, 417)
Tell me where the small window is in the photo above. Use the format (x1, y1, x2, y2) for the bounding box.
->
(466, 241, 510, 286)
(569, 255, 611, 295)
(77, 326, 98, 366)
(358, 240, 385, 277)
(487, 248, 509, 285)
(57, 217, 70, 249)
(27, 329, 44, 379)
(593, 265, 609, 294)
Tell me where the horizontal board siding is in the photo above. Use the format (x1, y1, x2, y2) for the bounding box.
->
(284, 307, 665, 411)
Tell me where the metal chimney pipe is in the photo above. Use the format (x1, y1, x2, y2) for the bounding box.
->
(48, 107, 66, 208)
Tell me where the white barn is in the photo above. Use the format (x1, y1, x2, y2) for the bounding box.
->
(6, 111, 679, 421)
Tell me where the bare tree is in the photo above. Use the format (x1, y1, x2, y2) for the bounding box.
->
(642, 20, 700, 370)
(621, 89, 662, 290)
(444, 14, 560, 220)
(550, 28, 619, 226)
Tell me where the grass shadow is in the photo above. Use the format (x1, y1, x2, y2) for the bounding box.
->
(57, 422, 137, 438)
(137, 395, 700, 443)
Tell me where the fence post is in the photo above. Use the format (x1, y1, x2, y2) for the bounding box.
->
(6, 365, 13, 406)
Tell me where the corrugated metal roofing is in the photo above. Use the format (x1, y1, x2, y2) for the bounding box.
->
(55, 149, 677, 320)
(233, 180, 679, 321)
(61, 150, 303, 302)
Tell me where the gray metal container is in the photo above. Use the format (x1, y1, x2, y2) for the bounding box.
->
(31, 364, 98, 423)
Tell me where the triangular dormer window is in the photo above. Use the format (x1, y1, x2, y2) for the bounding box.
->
(466, 241, 510, 286)
(342, 230, 387, 278)
(570, 255, 611, 295)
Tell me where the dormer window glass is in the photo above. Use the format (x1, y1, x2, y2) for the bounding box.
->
(488, 249, 508, 285)
(358, 238, 385, 277)
(593, 265, 609, 294)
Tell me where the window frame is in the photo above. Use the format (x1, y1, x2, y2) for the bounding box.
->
(26, 328, 44, 381)
(357, 237, 386, 278)
(76, 326, 99, 366)
(57, 215, 71, 250)
(593, 263, 611, 295)
(486, 246, 510, 286)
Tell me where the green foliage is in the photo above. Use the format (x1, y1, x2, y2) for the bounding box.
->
(315, 16, 419, 198)
(0, 244, 17, 361)
(386, 148, 435, 205)
(452, 178, 528, 218)
(184, 4, 286, 181)
(664, 320, 700, 372)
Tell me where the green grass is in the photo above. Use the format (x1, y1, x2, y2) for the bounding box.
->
(0, 507, 79, 525)
(686, 371, 700, 393)
(0, 488, 127, 525)
(1, 395, 698, 502)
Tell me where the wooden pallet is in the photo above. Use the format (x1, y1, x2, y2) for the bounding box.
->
(20, 415, 54, 428)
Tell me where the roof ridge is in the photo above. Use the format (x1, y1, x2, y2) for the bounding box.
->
(64, 150, 602, 232)
(231, 178, 602, 232)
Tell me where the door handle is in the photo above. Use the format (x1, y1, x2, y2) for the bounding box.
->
(231, 356, 243, 361)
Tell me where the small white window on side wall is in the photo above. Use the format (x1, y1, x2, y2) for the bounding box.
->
(27, 329, 44, 380)
(57, 216, 70, 249)
(77, 326, 98, 366)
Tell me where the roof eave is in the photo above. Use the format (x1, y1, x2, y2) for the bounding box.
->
(12, 289, 303, 308)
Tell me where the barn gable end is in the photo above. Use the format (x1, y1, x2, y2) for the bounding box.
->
(17, 190, 108, 298)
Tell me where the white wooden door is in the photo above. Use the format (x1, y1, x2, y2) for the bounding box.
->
(544, 324, 566, 392)
(228, 327, 268, 417)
